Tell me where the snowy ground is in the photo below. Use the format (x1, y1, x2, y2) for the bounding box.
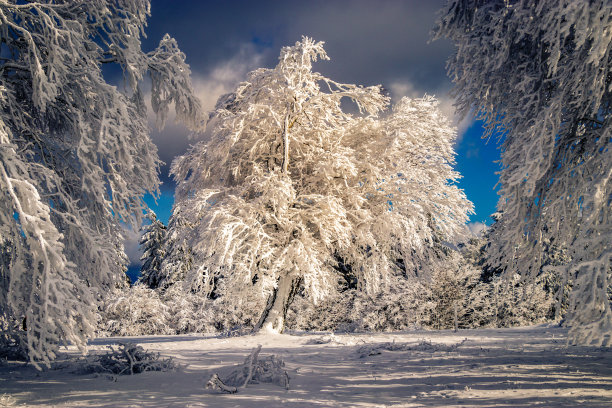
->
(1, 325, 611, 407)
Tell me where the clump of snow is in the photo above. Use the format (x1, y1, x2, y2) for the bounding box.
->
(357, 337, 469, 358)
(304, 333, 343, 345)
(0, 393, 17, 406)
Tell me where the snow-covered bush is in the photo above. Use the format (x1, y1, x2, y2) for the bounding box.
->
(451, 237, 556, 329)
(286, 279, 433, 333)
(162, 284, 217, 334)
(286, 243, 555, 332)
(463, 274, 555, 329)
(99, 285, 173, 337)
(97, 250, 555, 336)
(428, 262, 481, 330)
(498, 275, 556, 327)
(78, 342, 176, 378)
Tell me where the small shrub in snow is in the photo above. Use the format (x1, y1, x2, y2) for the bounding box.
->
(163, 282, 263, 334)
(427, 262, 481, 330)
(464, 274, 555, 329)
(98, 285, 173, 336)
(97, 243, 555, 336)
(162, 284, 215, 334)
(79, 343, 176, 378)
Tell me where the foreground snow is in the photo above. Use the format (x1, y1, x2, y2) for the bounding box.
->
(1, 325, 611, 407)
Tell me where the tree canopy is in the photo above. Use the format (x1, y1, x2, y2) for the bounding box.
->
(167, 37, 473, 333)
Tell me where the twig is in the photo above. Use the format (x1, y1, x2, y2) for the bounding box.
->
(242, 344, 262, 388)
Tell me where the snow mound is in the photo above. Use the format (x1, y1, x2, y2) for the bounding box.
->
(357, 338, 468, 358)
(304, 333, 344, 345)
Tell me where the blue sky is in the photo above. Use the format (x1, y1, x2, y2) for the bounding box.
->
(125, 0, 502, 272)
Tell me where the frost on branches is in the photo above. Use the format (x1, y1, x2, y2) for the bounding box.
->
(434, 0, 612, 346)
(167, 37, 473, 333)
(0, 0, 203, 366)
(152, 207, 194, 290)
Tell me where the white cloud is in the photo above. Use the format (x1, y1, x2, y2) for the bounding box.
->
(388, 81, 422, 100)
(191, 44, 264, 113)
(122, 226, 143, 267)
(467, 221, 488, 237)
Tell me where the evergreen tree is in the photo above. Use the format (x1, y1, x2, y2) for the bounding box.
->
(138, 212, 167, 289)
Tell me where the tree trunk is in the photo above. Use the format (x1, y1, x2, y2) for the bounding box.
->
(281, 102, 296, 174)
(281, 114, 290, 174)
(453, 301, 458, 332)
(254, 274, 301, 334)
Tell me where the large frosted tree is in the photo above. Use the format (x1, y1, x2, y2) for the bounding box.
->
(168, 37, 472, 333)
(0, 0, 203, 365)
(434, 0, 611, 345)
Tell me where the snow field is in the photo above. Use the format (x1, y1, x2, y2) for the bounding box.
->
(1, 325, 611, 407)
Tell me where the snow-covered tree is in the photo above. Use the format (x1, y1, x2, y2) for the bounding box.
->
(434, 0, 612, 345)
(152, 207, 194, 290)
(167, 37, 473, 333)
(0, 0, 203, 366)
(138, 212, 167, 289)
(428, 251, 479, 330)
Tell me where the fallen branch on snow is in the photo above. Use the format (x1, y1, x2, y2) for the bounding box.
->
(206, 373, 237, 394)
(75, 342, 177, 380)
(206, 344, 290, 393)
